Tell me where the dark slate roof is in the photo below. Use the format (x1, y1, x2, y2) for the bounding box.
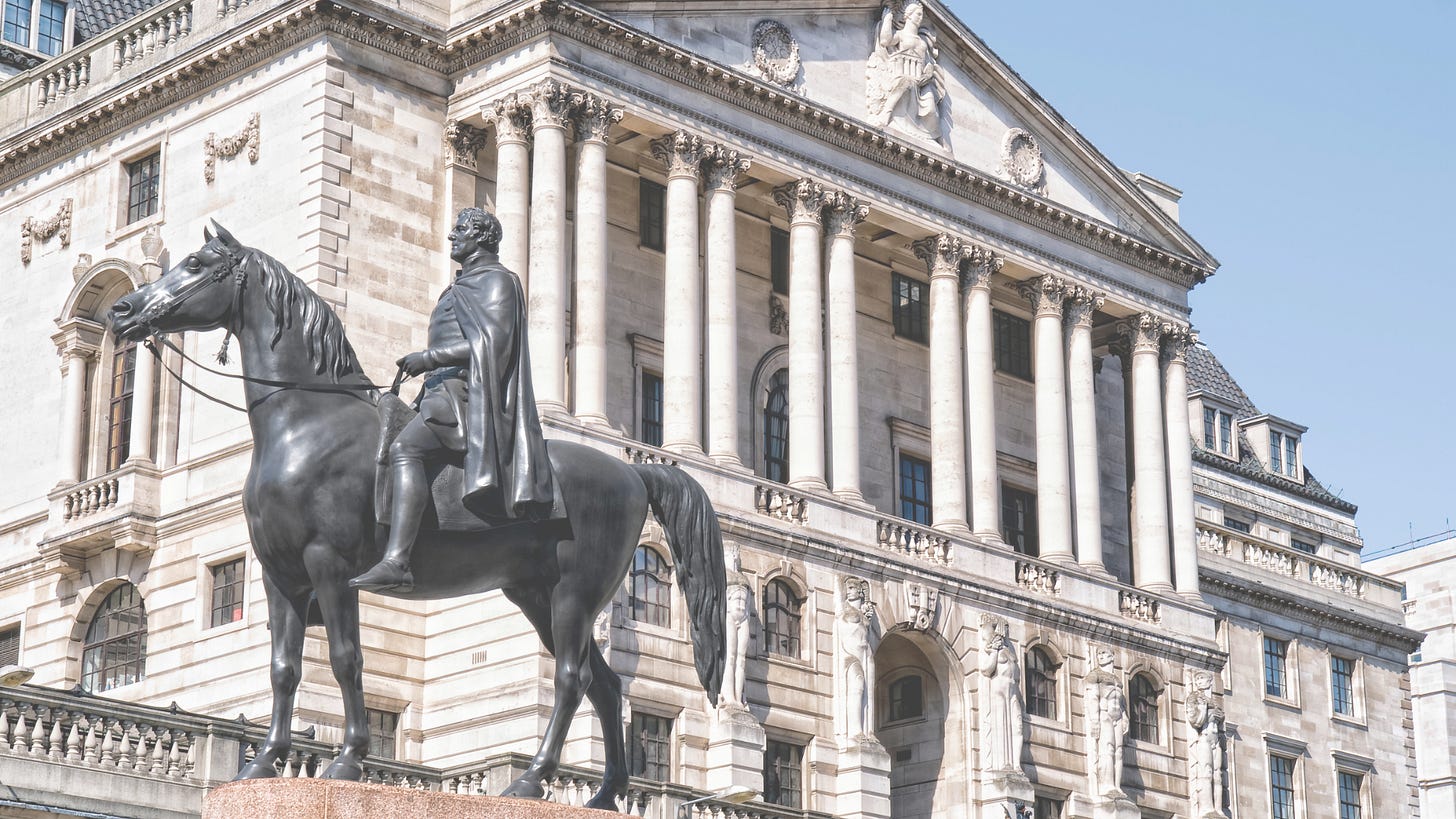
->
(1186, 342, 1258, 416)
(74, 0, 168, 42)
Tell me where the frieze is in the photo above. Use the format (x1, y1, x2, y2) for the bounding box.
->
(21, 198, 72, 264)
(747, 20, 800, 88)
(204, 112, 259, 184)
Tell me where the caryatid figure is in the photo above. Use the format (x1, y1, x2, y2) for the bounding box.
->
(719, 545, 752, 712)
(837, 577, 876, 741)
(978, 613, 1025, 773)
(1186, 670, 1225, 818)
(1083, 647, 1128, 798)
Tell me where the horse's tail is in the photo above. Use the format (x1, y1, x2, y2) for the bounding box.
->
(634, 464, 725, 704)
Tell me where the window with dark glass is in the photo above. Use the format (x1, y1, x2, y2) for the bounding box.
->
(763, 368, 789, 483)
(763, 580, 801, 658)
(892, 274, 928, 343)
(126, 152, 161, 224)
(1001, 485, 1038, 556)
(1271, 431, 1298, 477)
(993, 310, 1032, 379)
(898, 453, 931, 525)
(366, 708, 398, 760)
(36, 0, 62, 55)
(1263, 636, 1289, 698)
(81, 583, 147, 693)
(628, 712, 672, 781)
(640, 371, 663, 447)
(1224, 517, 1251, 534)
(1269, 755, 1295, 819)
(1033, 796, 1064, 819)
(628, 547, 671, 627)
(1219, 412, 1233, 456)
(3, 0, 31, 47)
(1025, 647, 1058, 719)
(1331, 655, 1355, 717)
(1290, 538, 1317, 555)
(1203, 407, 1235, 455)
(209, 558, 245, 628)
(638, 178, 665, 251)
(106, 339, 138, 472)
(0, 625, 18, 667)
(1129, 673, 1159, 743)
(763, 739, 803, 808)
(1337, 771, 1363, 819)
(770, 227, 789, 295)
(886, 675, 924, 722)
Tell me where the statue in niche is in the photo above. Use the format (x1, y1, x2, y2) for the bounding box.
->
(837, 577, 876, 741)
(1083, 647, 1128, 798)
(719, 545, 753, 715)
(978, 613, 1024, 772)
(866, 1, 949, 146)
(1186, 670, 1225, 818)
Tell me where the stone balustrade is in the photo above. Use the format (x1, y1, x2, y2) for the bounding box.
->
(35, 55, 90, 108)
(875, 519, 952, 565)
(754, 485, 807, 524)
(1118, 590, 1161, 624)
(60, 475, 120, 521)
(114, 3, 193, 69)
(623, 445, 681, 467)
(1194, 522, 1394, 604)
(1015, 559, 1061, 596)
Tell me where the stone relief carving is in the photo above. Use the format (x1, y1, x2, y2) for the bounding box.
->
(442, 119, 488, 170)
(978, 613, 1025, 773)
(866, 1, 948, 146)
(1186, 670, 1227, 818)
(204, 112, 260, 184)
(1083, 646, 1128, 799)
(836, 576, 876, 743)
(21, 198, 72, 264)
(719, 543, 753, 715)
(748, 20, 801, 88)
(905, 582, 938, 631)
(769, 294, 788, 336)
(1001, 128, 1045, 192)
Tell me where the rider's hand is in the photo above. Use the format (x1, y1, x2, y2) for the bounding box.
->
(397, 351, 433, 376)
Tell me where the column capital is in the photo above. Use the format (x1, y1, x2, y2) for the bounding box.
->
(485, 94, 532, 145)
(1063, 286, 1105, 329)
(960, 245, 1004, 292)
(524, 78, 575, 130)
(650, 130, 709, 179)
(910, 233, 967, 279)
(443, 120, 488, 170)
(571, 93, 623, 143)
(1116, 312, 1168, 354)
(772, 178, 827, 225)
(823, 191, 868, 237)
(1161, 324, 1198, 364)
(702, 145, 752, 192)
(1018, 275, 1068, 318)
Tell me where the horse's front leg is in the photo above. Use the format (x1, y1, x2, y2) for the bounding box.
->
(236, 572, 309, 780)
(310, 556, 369, 780)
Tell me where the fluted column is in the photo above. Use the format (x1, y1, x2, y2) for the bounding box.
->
(772, 179, 828, 490)
(1120, 314, 1172, 591)
(1163, 326, 1200, 595)
(912, 235, 969, 533)
(962, 248, 1004, 541)
(1019, 276, 1073, 561)
(703, 146, 751, 465)
(484, 95, 532, 280)
(824, 192, 868, 501)
(525, 79, 573, 414)
(651, 132, 710, 454)
(57, 347, 92, 484)
(571, 95, 623, 427)
(1065, 288, 1106, 573)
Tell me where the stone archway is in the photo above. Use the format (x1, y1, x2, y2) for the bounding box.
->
(874, 630, 965, 819)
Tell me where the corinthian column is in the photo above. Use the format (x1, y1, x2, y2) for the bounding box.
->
(703, 146, 752, 465)
(571, 94, 623, 427)
(651, 131, 710, 455)
(772, 179, 828, 490)
(442, 120, 487, 288)
(1120, 314, 1172, 591)
(524, 79, 574, 414)
(911, 234, 969, 534)
(1065, 288, 1106, 573)
(1163, 326, 1200, 595)
(484, 95, 532, 280)
(824, 192, 868, 501)
(1019, 276, 1073, 561)
(962, 248, 1004, 541)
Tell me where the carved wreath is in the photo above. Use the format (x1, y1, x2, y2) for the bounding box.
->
(1001, 128, 1045, 190)
(20, 198, 72, 264)
(204, 113, 260, 184)
(750, 20, 800, 87)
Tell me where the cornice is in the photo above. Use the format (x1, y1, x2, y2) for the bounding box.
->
(1199, 570, 1422, 651)
(1192, 445, 1357, 515)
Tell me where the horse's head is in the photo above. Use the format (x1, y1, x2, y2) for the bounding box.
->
(109, 220, 249, 343)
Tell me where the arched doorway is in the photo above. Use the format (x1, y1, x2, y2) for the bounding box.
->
(874, 631, 962, 819)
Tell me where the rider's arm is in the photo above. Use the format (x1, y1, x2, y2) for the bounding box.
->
(424, 341, 471, 369)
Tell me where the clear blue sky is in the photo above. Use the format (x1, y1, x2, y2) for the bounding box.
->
(942, 1, 1456, 552)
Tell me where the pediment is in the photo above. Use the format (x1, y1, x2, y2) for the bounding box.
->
(590, 0, 1214, 265)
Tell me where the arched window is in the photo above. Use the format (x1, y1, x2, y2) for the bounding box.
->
(628, 546, 671, 627)
(763, 579, 801, 657)
(81, 584, 147, 692)
(886, 674, 925, 723)
(763, 369, 789, 483)
(1129, 673, 1160, 743)
(1025, 647, 1058, 719)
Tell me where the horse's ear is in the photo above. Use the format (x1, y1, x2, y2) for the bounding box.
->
(210, 219, 242, 251)
(203, 222, 215, 242)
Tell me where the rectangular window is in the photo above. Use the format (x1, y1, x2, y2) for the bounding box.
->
(1001, 484, 1038, 557)
(36, 0, 62, 55)
(1033, 796, 1064, 819)
(209, 558, 245, 628)
(639, 371, 663, 448)
(1290, 538, 1317, 555)
(1337, 771, 1363, 819)
(898, 454, 931, 525)
(1263, 636, 1289, 698)
(366, 708, 399, 760)
(891, 273, 928, 343)
(0, 625, 18, 667)
(628, 712, 672, 781)
(1285, 434, 1298, 477)
(763, 739, 804, 808)
(1224, 517, 1251, 534)
(1204, 407, 1235, 456)
(1270, 431, 1283, 474)
(1203, 407, 1217, 451)
(638, 178, 665, 251)
(770, 227, 789, 295)
(993, 311, 1032, 380)
(1269, 755, 1296, 819)
(1331, 656, 1355, 717)
(126, 152, 161, 224)
(106, 340, 137, 471)
(3, 0, 31, 47)
(1218, 412, 1233, 456)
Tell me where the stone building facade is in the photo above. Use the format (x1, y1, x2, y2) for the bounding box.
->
(0, 1, 1419, 818)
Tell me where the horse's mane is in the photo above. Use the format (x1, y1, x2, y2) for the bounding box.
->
(246, 247, 359, 382)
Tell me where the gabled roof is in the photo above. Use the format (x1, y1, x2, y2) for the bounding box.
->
(74, 0, 169, 42)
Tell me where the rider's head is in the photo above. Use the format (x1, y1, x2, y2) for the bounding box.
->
(456, 207, 503, 253)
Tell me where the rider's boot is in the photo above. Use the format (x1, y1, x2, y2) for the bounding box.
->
(349, 448, 428, 592)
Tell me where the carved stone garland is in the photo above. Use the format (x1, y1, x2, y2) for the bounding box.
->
(748, 20, 801, 88)
(21, 198, 72, 264)
(204, 112, 260, 184)
(1001, 128, 1045, 192)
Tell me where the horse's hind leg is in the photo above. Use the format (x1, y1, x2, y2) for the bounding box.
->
(583, 642, 626, 810)
(237, 573, 309, 779)
(310, 563, 369, 780)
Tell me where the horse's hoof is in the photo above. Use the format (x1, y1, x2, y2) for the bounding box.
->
(501, 777, 546, 800)
(322, 757, 365, 780)
(234, 759, 280, 781)
(585, 790, 620, 811)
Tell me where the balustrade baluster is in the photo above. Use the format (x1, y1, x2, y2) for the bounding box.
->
(99, 719, 116, 766)
(11, 708, 28, 752)
(29, 707, 47, 755)
(48, 711, 65, 760)
(0, 701, 10, 750)
(150, 727, 168, 774)
(116, 722, 135, 769)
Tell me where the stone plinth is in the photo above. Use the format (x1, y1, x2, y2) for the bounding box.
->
(706, 706, 765, 795)
(834, 738, 892, 819)
(977, 769, 1035, 819)
(203, 779, 616, 819)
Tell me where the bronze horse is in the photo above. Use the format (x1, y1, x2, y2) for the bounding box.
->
(108, 223, 725, 810)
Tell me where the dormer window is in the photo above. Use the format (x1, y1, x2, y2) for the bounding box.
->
(1202, 406, 1234, 457)
(2, 0, 68, 57)
(1270, 430, 1298, 478)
